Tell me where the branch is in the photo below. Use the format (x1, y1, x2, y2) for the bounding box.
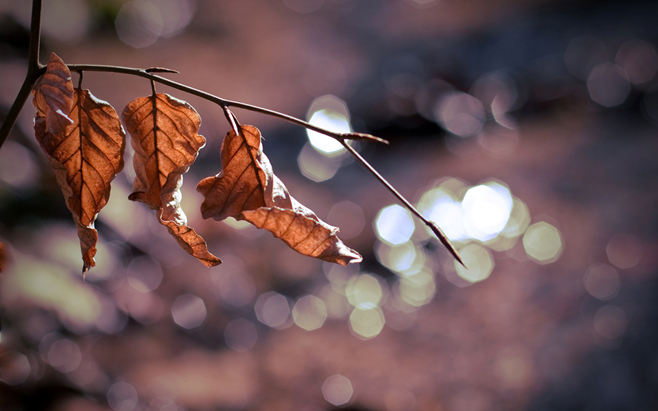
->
(0, 0, 43, 150)
(66, 64, 388, 146)
(68, 63, 464, 265)
(341, 142, 466, 267)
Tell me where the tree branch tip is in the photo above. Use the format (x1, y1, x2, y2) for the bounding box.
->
(345, 132, 389, 145)
(428, 221, 466, 268)
(145, 67, 179, 74)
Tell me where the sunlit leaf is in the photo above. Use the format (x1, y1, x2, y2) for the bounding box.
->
(197, 125, 269, 221)
(198, 124, 361, 266)
(34, 87, 126, 273)
(33, 53, 74, 135)
(122, 93, 221, 267)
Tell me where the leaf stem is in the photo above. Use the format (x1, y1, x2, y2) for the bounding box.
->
(341, 142, 466, 267)
(0, 0, 43, 150)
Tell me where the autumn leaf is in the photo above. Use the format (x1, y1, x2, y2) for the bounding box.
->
(33, 53, 74, 135)
(122, 93, 221, 267)
(197, 125, 270, 220)
(34, 64, 126, 273)
(198, 124, 361, 266)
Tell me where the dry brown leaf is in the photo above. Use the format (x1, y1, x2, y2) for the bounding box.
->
(122, 93, 221, 267)
(34, 86, 126, 273)
(197, 125, 270, 220)
(198, 124, 361, 266)
(33, 53, 74, 135)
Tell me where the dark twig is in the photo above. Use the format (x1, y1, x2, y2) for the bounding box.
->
(341, 141, 466, 267)
(65, 64, 388, 146)
(0, 0, 43, 150)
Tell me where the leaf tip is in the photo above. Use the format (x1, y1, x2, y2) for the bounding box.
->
(202, 255, 223, 267)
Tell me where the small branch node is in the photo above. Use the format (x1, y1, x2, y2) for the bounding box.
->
(145, 67, 179, 74)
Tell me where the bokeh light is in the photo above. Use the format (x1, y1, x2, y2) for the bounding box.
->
(126, 255, 163, 292)
(318, 284, 351, 319)
(306, 95, 352, 156)
(115, 1, 164, 48)
(417, 179, 515, 244)
(255, 291, 292, 329)
(461, 182, 513, 242)
(38, 333, 77, 373)
(606, 233, 642, 269)
(593, 305, 627, 339)
(107, 381, 139, 411)
(615, 39, 658, 85)
(0, 351, 31, 386)
(349, 305, 385, 339)
(375, 204, 415, 245)
(346, 273, 386, 307)
(455, 243, 494, 284)
(297, 142, 342, 182)
(522, 222, 563, 264)
(501, 197, 531, 239)
(375, 241, 426, 276)
(322, 374, 353, 406)
(171, 294, 206, 329)
(587, 63, 631, 107)
(397, 269, 436, 307)
(564, 35, 609, 80)
(584, 263, 621, 300)
(292, 295, 327, 331)
(115, 0, 196, 48)
(434, 91, 486, 137)
(417, 182, 467, 241)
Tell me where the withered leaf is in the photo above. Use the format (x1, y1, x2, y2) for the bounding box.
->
(122, 93, 221, 267)
(197, 125, 270, 220)
(198, 125, 361, 266)
(34, 87, 126, 273)
(33, 53, 74, 135)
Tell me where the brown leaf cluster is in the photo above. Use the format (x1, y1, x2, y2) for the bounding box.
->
(32, 53, 362, 274)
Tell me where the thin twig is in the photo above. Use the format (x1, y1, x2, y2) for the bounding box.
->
(341, 141, 466, 267)
(66, 64, 388, 145)
(0, 0, 43, 150)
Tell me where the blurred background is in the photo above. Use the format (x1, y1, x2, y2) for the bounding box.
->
(1, 0, 658, 410)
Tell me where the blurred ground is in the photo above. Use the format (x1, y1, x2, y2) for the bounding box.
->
(1, 0, 658, 410)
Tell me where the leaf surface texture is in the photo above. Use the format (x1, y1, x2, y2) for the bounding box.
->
(33, 53, 75, 134)
(34, 78, 126, 272)
(123, 93, 221, 267)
